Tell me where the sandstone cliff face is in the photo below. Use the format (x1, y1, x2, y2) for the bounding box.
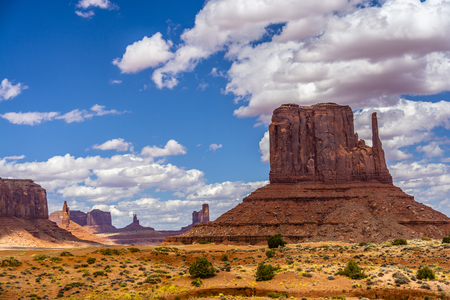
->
(193, 204, 209, 225)
(0, 178, 48, 219)
(61, 201, 70, 226)
(269, 103, 392, 184)
(86, 209, 111, 226)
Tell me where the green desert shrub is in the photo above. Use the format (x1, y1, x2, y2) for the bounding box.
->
(267, 292, 284, 298)
(422, 237, 431, 241)
(392, 238, 407, 246)
(266, 249, 275, 258)
(189, 257, 216, 278)
(336, 260, 367, 280)
(128, 247, 140, 253)
(60, 251, 73, 257)
(1, 257, 22, 268)
(33, 254, 48, 261)
(417, 266, 435, 280)
(50, 257, 62, 263)
(442, 237, 450, 244)
(86, 257, 96, 264)
(221, 254, 228, 261)
(267, 234, 287, 249)
(191, 278, 202, 287)
(255, 262, 276, 281)
(198, 240, 212, 244)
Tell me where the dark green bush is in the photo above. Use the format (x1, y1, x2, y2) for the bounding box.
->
(267, 234, 287, 249)
(442, 237, 450, 244)
(422, 237, 431, 241)
(417, 266, 435, 280)
(60, 251, 73, 256)
(191, 278, 202, 287)
(198, 240, 212, 244)
(189, 257, 216, 278)
(255, 262, 276, 281)
(336, 260, 367, 280)
(1, 257, 22, 268)
(33, 254, 48, 261)
(221, 254, 228, 261)
(392, 238, 407, 246)
(266, 249, 275, 258)
(87, 257, 96, 264)
(50, 257, 62, 263)
(267, 292, 283, 298)
(128, 247, 140, 253)
(93, 270, 106, 277)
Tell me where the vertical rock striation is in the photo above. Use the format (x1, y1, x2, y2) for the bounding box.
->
(0, 178, 48, 219)
(192, 204, 210, 225)
(61, 201, 70, 226)
(269, 103, 392, 184)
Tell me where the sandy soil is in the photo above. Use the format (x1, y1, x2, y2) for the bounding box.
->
(0, 239, 449, 299)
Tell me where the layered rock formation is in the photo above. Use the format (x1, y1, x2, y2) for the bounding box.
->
(0, 179, 102, 247)
(166, 103, 450, 245)
(269, 103, 392, 184)
(0, 178, 48, 219)
(84, 209, 117, 233)
(193, 204, 210, 224)
(117, 214, 155, 232)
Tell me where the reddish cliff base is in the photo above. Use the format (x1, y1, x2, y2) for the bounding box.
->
(165, 181, 450, 245)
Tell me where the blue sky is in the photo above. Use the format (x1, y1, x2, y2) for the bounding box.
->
(2, 0, 450, 229)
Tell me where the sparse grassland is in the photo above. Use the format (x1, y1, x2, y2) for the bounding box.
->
(0, 239, 449, 299)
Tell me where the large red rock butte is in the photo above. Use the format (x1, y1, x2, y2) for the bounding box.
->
(166, 103, 450, 245)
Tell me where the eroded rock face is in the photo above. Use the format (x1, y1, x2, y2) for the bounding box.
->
(86, 209, 112, 226)
(61, 201, 70, 226)
(0, 178, 48, 219)
(269, 103, 392, 184)
(193, 204, 209, 225)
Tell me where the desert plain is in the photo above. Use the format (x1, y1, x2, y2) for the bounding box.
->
(0, 239, 450, 300)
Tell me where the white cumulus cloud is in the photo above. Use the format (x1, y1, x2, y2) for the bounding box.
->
(0, 78, 28, 101)
(113, 33, 175, 74)
(209, 143, 222, 151)
(93, 138, 133, 152)
(141, 139, 187, 157)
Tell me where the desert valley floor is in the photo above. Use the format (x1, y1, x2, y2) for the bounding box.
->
(0, 240, 450, 300)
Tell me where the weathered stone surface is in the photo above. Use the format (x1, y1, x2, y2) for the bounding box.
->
(193, 204, 209, 225)
(61, 201, 70, 226)
(0, 178, 48, 219)
(269, 103, 392, 184)
(165, 103, 450, 245)
(86, 209, 111, 226)
(49, 209, 87, 226)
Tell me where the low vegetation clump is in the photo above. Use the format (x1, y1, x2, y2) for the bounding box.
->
(50, 257, 62, 263)
(93, 270, 107, 277)
(422, 237, 431, 241)
(267, 234, 287, 249)
(127, 247, 140, 253)
(198, 240, 213, 244)
(267, 292, 286, 298)
(33, 254, 49, 261)
(221, 253, 228, 261)
(1, 257, 22, 268)
(86, 257, 96, 264)
(60, 251, 73, 256)
(191, 278, 202, 287)
(392, 238, 407, 246)
(266, 249, 275, 258)
(442, 237, 450, 244)
(98, 248, 122, 256)
(417, 266, 435, 280)
(189, 257, 216, 278)
(255, 262, 276, 281)
(336, 260, 367, 280)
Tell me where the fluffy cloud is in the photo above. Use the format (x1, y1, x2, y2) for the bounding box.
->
(113, 33, 175, 74)
(0, 78, 28, 101)
(75, 10, 95, 18)
(141, 139, 187, 157)
(93, 138, 133, 152)
(0, 104, 127, 125)
(209, 143, 222, 151)
(75, 0, 118, 18)
(259, 131, 270, 163)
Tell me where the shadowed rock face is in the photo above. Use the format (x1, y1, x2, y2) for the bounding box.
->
(193, 204, 209, 225)
(269, 103, 392, 184)
(61, 201, 70, 226)
(0, 178, 48, 219)
(86, 209, 111, 226)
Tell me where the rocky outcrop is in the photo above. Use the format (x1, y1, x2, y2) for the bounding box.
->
(61, 201, 70, 226)
(165, 103, 450, 245)
(84, 209, 117, 234)
(193, 204, 209, 224)
(269, 103, 392, 184)
(117, 214, 155, 232)
(49, 209, 87, 226)
(0, 178, 48, 219)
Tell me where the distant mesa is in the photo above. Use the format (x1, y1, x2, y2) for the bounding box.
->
(50, 208, 118, 234)
(117, 214, 155, 232)
(166, 103, 450, 245)
(193, 204, 209, 225)
(0, 178, 102, 247)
